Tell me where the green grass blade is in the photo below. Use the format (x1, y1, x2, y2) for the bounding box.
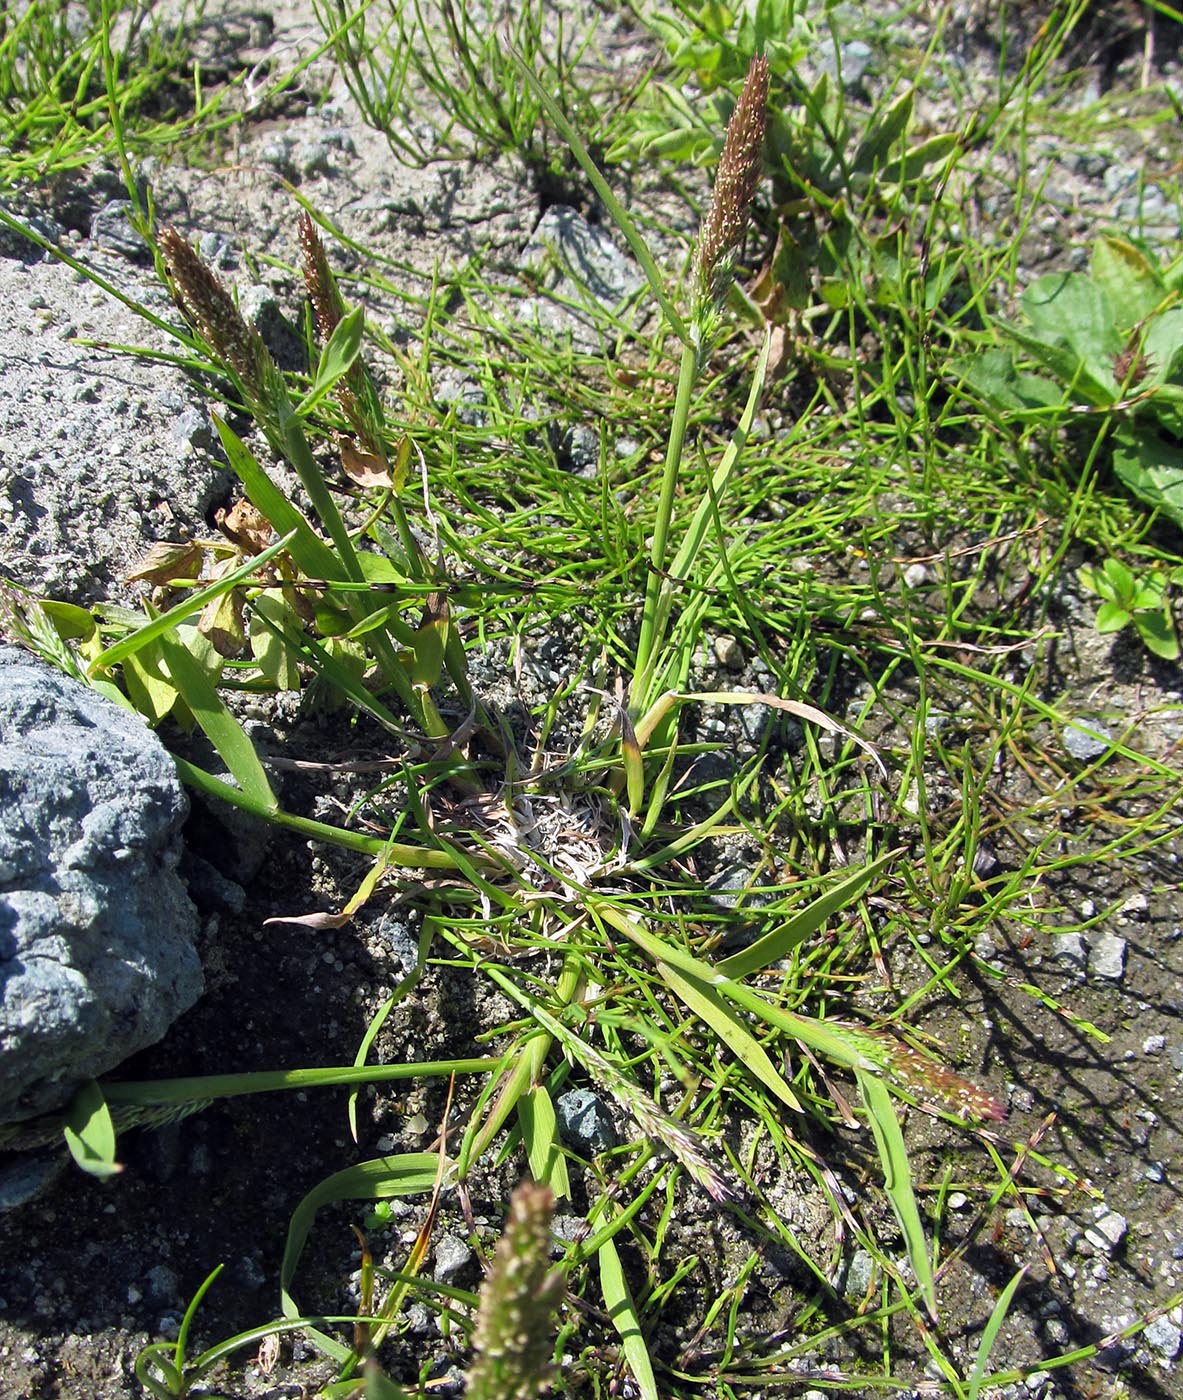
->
(665, 329, 772, 586)
(967, 1265, 1028, 1400)
(62, 1078, 121, 1179)
(597, 1234, 660, 1400)
(656, 956, 803, 1114)
(518, 1086, 572, 1199)
(717, 849, 899, 981)
(213, 417, 346, 582)
(156, 628, 279, 813)
(594, 902, 802, 1113)
(281, 1153, 442, 1326)
(856, 1069, 937, 1322)
(87, 528, 298, 677)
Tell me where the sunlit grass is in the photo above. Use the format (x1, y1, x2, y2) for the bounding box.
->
(2, 0, 1182, 1395)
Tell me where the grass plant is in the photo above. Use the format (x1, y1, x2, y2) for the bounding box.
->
(2, 1, 1183, 1396)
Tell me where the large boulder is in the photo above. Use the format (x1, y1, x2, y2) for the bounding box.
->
(0, 647, 202, 1123)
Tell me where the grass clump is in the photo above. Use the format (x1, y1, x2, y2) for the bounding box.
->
(3, 4, 1183, 1396)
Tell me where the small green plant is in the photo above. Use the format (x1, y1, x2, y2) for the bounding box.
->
(2, 49, 1025, 1400)
(959, 235, 1183, 529)
(1079, 555, 1181, 659)
(312, 0, 610, 187)
(613, 0, 956, 323)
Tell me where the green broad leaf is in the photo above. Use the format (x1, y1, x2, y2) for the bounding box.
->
(281, 1153, 441, 1333)
(1094, 600, 1132, 634)
(1091, 236, 1165, 331)
(1017, 273, 1123, 401)
(1140, 308, 1183, 393)
(1077, 563, 1110, 600)
(598, 1235, 659, 1400)
(38, 599, 97, 642)
(121, 639, 183, 725)
(717, 849, 898, 980)
(518, 1086, 572, 1199)
(1102, 557, 1137, 597)
(88, 529, 298, 677)
(249, 593, 302, 691)
(156, 628, 278, 813)
(852, 89, 913, 174)
(1134, 609, 1180, 660)
(297, 304, 365, 418)
(1112, 428, 1183, 529)
(856, 1070, 936, 1321)
(951, 349, 1063, 415)
(63, 1079, 122, 1178)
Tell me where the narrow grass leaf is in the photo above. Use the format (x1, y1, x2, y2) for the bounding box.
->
(717, 849, 899, 981)
(298, 304, 365, 417)
(87, 528, 297, 677)
(967, 1265, 1028, 1400)
(657, 957, 803, 1114)
(281, 1153, 441, 1328)
(856, 1069, 937, 1321)
(598, 1235, 660, 1400)
(156, 628, 278, 813)
(595, 900, 801, 1112)
(62, 1078, 122, 1178)
(212, 416, 344, 582)
(518, 1086, 572, 1199)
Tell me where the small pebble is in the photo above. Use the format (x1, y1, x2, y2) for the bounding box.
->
(1063, 719, 1113, 761)
(1083, 1206, 1127, 1255)
(1089, 934, 1126, 981)
(433, 1234, 472, 1284)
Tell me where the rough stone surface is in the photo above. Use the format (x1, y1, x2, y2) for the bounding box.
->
(0, 244, 231, 604)
(0, 648, 203, 1123)
(518, 205, 644, 350)
(555, 1087, 616, 1154)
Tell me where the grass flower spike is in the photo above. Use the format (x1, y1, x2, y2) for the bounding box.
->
(692, 54, 769, 328)
(159, 226, 287, 445)
(466, 1181, 564, 1400)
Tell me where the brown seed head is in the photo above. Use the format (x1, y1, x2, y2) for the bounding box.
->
(297, 210, 346, 344)
(693, 55, 770, 308)
(159, 227, 272, 404)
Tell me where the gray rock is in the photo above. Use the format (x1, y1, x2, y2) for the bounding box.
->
(0, 649, 202, 1123)
(1049, 932, 1087, 978)
(556, 1088, 616, 1154)
(89, 201, 149, 263)
(1089, 933, 1126, 981)
(840, 1248, 875, 1298)
(1063, 719, 1113, 761)
(1145, 1314, 1182, 1359)
(432, 1233, 472, 1283)
(519, 206, 644, 351)
(1083, 1205, 1127, 1255)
